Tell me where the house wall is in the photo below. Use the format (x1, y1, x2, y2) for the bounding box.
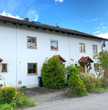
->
(0, 23, 103, 88)
(104, 41, 108, 51)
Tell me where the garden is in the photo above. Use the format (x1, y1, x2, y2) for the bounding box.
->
(42, 51, 108, 96)
(1, 51, 108, 110)
(0, 87, 36, 110)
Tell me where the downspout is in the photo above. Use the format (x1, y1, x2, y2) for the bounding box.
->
(15, 24, 18, 88)
(101, 40, 106, 52)
(67, 35, 72, 66)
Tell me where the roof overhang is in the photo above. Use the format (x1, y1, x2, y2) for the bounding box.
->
(0, 15, 107, 41)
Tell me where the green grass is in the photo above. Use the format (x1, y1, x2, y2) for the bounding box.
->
(93, 87, 108, 93)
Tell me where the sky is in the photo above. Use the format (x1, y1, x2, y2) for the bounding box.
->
(0, 0, 108, 38)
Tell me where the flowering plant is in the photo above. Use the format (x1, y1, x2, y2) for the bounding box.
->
(79, 56, 93, 72)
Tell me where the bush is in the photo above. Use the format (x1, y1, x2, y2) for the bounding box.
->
(93, 87, 108, 93)
(13, 91, 35, 108)
(95, 78, 104, 88)
(42, 55, 66, 89)
(67, 65, 87, 96)
(80, 74, 97, 92)
(67, 65, 80, 76)
(0, 87, 16, 104)
(0, 87, 35, 110)
(100, 77, 108, 88)
(98, 51, 108, 78)
(0, 104, 15, 110)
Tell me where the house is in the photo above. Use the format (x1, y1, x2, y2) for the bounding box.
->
(0, 15, 107, 88)
(104, 41, 108, 51)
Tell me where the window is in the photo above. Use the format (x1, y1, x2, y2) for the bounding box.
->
(93, 45, 98, 55)
(50, 40, 58, 50)
(27, 36, 37, 49)
(27, 63, 37, 75)
(80, 43, 85, 53)
(1, 64, 7, 72)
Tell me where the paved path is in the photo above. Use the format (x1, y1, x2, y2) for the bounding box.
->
(27, 93, 108, 110)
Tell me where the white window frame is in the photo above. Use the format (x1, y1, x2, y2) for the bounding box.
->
(50, 40, 58, 51)
(93, 44, 98, 55)
(0, 63, 8, 73)
(27, 36, 37, 49)
(80, 43, 86, 53)
(27, 63, 37, 75)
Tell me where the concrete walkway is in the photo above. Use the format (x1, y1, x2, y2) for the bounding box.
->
(26, 93, 108, 110)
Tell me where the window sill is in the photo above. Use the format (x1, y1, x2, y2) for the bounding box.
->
(51, 48, 59, 51)
(27, 48, 37, 50)
(27, 74, 37, 76)
(0, 72, 8, 74)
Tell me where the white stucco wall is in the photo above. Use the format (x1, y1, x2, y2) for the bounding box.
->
(0, 22, 104, 88)
(104, 41, 108, 51)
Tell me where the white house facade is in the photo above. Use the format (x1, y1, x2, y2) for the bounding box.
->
(0, 15, 107, 88)
(104, 41, 108, 51)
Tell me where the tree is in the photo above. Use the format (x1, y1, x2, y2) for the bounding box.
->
(98, 51, 108, 77)
(42, 55, 66, 89)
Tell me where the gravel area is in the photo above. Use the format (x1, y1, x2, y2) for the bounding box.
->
(23, 88, 108, 110)
(24, 87, 67, 104)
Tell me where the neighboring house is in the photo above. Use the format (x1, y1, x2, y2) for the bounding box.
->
(0, 15, 107, 88)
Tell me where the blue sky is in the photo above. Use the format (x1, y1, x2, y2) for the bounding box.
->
(0, 0, 108, 37)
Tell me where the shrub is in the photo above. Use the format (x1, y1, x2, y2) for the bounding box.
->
(95, 78, 104, 88)
(0, 87, 16, 104)
(100, 77, 108, 88)
(98, 51, 108, 78)
(67, 65, 80, 76)
(98, 51, 108, 70)
(80, 74, 97, 92)
(67, 65, 87, 96)
(0, 104, 15, 110)
(13, 91, 35, 108)
(0, 87, 35, 110)
(42, 55, 66, 89)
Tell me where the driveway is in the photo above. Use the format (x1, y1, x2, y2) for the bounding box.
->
(26, 92, 108, 110)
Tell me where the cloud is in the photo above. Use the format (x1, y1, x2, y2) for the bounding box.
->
(97, 33, 108, 39)
(94, 22, 108, 39)
(26, 9, 39, 21)
(54, 0, 64, 3)
(94, 22, 108, 35)
(0, 11, 22, 19)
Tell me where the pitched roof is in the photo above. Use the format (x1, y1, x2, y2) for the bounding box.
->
(0, 15, 107, 40)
